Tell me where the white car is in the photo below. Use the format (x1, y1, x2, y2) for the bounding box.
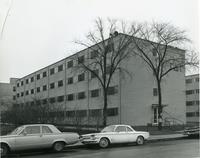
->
(0, 124, 79, 156)
(80, 125, 149, 148)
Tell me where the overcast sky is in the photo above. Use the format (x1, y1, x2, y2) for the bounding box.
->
(0, 0, 199, 83)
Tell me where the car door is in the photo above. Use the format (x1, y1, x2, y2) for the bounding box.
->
(111, 126, 129, 143)
(126, 126, 138, 143)
(14, 125, 42, 150)
(39, 125, 55, 148)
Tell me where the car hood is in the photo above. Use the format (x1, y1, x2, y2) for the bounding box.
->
(0, 134, 18, 139)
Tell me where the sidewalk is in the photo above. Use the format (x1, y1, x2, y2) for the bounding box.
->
(68, 133, 187, 148)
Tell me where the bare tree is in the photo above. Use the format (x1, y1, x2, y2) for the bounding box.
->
(129, 22, 199, 130)
(74, 18, 135, 126)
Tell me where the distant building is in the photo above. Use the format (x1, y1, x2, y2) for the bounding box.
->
(12, 34, 186, 126)
(185, 74, 199, 126)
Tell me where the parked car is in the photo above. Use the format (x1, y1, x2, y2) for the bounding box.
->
(184, 126, 200, 137)
(0, 124, 79, 156)
(80, 125, 150, 148)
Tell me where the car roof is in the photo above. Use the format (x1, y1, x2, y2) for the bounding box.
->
(22, 124, 55, 127)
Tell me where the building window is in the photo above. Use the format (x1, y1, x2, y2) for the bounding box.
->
(50, 83, 55, 89)
(107, 108, 118, 116)
(76, 110, 87, 117)
(43, 71, 47, 78)
(13, 86, 16, 92)
(50, 68, 55, 75)
(66, 111, 75, 117)
(68, 77, 73, 84)
(26, 90, 29, 95)
(77, 91, 86, 100)
(196, 112, 199, 117)
(43, 85, 47, 91)
(37, 74, 40, 80)
(91, 69, 99, 79)
(26, 79, 29, 84)
(91, 89, 100, 98)
(67, 60, 73, 68)
(21, 92, 24, 97)
(105, 43, 113, 52)
(195, 78, 199, 82)
(186, 90, 195, 95)
(36, 87, 40, 93)
(78, 55, 84, 64)
(196, 100, 199, 105)
(186, 112, 195, 117)
(90, 50, 98, 59)
(106, 65, 112, 74)
(49, 97, 56, 103)
(196, 89, 199, 94)
(42, 99, 47, 104)
(57, 95, 64, 102)
(152, 48, 157, 56)
(17, 83, 20, 87)
(21, 81, 24, 86)
(89, 109, 101, 117)
(78, 73, 85, 82)
(153, 88, 158, 96)
(107, 86, 118, 95)
(67, 94, 74, 101)
(31, 89, 34, 94)
(17, 93, 20, 98)
(186, 79, 192, 84)
(186, 101, 195, 106)
(31, 77, 34, 82)
(58, 65, 63, 72)
(58, 80, 63, 87)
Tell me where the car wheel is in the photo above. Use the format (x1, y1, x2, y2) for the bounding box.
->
(136, 136, 144, 145)
(99, 138, 109, 148)
(53, 142, 65, 152)
(1, 144, 9, 157)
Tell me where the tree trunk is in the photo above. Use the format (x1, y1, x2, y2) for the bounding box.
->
(157, 79, 163, 130)
(103, 89, 108, 127)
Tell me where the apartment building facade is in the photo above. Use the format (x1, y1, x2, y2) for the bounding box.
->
(12, 34, 186, 126)
(185, 74, 200, 125)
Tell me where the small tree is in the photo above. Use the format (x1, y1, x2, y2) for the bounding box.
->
(130, 22, 199, 130)
(74, 18, 135, 126)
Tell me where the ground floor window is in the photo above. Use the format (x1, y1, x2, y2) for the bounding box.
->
(153, 107, 158, 124)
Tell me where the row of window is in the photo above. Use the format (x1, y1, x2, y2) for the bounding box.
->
(186, 112, 199, 117)
(186, 89, 199, 95)
(186, 77, 199, 84)
(186, 100, 199, 106)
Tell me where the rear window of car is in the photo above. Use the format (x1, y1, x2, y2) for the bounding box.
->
(115, 126, 126, 132)
(42, 126, 53, 133)
(25, 126, 40, 134)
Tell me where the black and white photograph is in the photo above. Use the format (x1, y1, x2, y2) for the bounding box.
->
(0, 0, 199, 157)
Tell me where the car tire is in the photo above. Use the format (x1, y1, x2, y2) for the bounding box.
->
(1, 144, 9, 157)
(53, 142, 65, 152)
(136, 136, 144, 145)
(99, 138, 110, 148)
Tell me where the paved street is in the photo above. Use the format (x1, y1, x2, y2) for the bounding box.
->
(6, 138, 199, 158)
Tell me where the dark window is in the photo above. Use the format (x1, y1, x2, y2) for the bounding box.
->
(68, 77, 73, 84)
(186, 79, 193, 84)
(91, 69, 99, 79)
(78, 55, 84, 64)
(21, 81, 24, 86)
(26, 79, 29, 84)
(196, 89, 199, 94)
(76, 110, 87, 117)
(186, 90, 195, 95)
(57, 95, 64, 102)
(89, 109, 101, 117)
(50, 83, 55, 89)
(26, 90, 29, 95)
(107, 108, 118, 116)
(58, 80, 63, 87)
(58, 65, 63, 72)
(66, 111, 75, 117)
(13, 86, 16, 92)
(195, 78, 199, 82)
(25, 126, 40, 134)
(43, 71, 47, 78)
(186, 112, 195, 117)
(37, 74, 40, 80)
(43, 85, 47, 91)
(37, 87, 40, 93)
(196, 112, 199, 117)
(17, 93, 20, 98)
(107, 86, 118, 95)
(91, 89, 100, 98)
(196, 100, 199, 105)
(31, 77, 34, 82)
(21, 92, 24, 97)
(67, 94, 74, 101)
(153, 88, 158, 96)
(78, 73, 85, 82)
(42, 99, 47, 104)
(90, 50, 98, 59)
(67, 60, 73, 68)
(186, 101, 195, 106)
(77, 92, 86, 100)
(115, 126, 126, 132)
(49, 97, 56, 103)
(17, 83, 20, 87)
(42, 126, 52, 134)
(31, 89, 34, 94)
(50, 68, 55, 75)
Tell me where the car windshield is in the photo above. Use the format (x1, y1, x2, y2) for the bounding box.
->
(10, 126, 24, 135)
(101, 125, 115, 133)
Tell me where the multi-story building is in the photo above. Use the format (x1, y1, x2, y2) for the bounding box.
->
(185, 74, 199, 126)
(12, 34, 186, 126)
